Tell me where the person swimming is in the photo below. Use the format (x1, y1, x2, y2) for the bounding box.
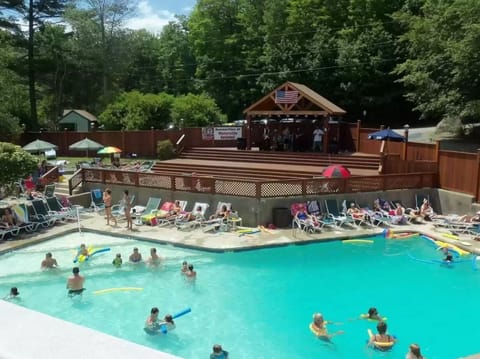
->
(112, 253, 122, 267)
(144, 307, 160, 334)
(3, 287, 20, 300)
(366, 307, 384, 321)
(66, 267, 85, 297)
(129, 247, 142, 263)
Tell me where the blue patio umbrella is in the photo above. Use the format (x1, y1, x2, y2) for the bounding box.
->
(367, 128, 406, 142)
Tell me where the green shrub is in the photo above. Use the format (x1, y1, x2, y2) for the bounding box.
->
(156, 139, 175, 160)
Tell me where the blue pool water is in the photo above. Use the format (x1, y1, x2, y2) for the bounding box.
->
(1, 232, 479, 358)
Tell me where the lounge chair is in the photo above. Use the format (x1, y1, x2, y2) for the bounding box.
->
(291, 202, 322, 234)
(46, 197, 77, 221)
(324, 199, 355, 228)
(415, 194, 430, 211)
(90, 189, 105, 212)
(0, 224, 20, 240)
(176, 203, 210, 231)
(157, 200, 188, 227)
(139, 197, 162, 224)
(358, 203, 391, 227)
(342, 200, 370, 227)
(44, 184, 56, 198)
(31, 199, 61, 224)
(15, 203, 51, 229)
(111, 194, 136, 219)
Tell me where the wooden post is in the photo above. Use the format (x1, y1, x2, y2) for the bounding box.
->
(402, 127, 409, 161)
(246, 115, 252, 150)
(150, 127, 155, 157)
(434, 140, 440, 163)
(356, 120, 361, 152)
(323, 117, 329, 153)
(475, 149, 480, 202)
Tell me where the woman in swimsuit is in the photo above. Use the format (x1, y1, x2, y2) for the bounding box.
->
(369, 321, 396, 351)
(103, 188, 117, 226)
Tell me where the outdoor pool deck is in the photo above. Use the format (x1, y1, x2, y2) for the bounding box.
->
(1, 210, 480, 255)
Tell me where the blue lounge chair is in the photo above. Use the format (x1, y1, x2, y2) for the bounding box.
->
(90, 189, 105, 212)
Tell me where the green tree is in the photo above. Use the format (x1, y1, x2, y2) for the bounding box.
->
(156, 16, 196, 95)
(394, 0, 480, 130)
(99, 91, 174, 130)
(171, 93, 226, 127)
(0, 30, 29, 135)
(24, 0, 69, 129)
(0, 142, 37, 189)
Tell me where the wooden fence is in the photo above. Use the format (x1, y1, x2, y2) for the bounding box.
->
(70, 167, 436, 198)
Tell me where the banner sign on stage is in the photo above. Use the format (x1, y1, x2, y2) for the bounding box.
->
(202, 127, 243, 140)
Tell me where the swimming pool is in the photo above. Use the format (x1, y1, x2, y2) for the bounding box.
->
(0, 232, 479, 358)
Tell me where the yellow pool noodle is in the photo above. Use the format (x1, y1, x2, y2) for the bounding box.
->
(94, 287, 143, 295)
(342, 239, 374, 244)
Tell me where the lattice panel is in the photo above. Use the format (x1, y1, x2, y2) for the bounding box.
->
(261, 182, 302, 197)
(104, 171, 136, 185)
(138, 173, 172, 189)
(349, 177, 383, 192)
(174, 177, 193, 191)
(215, 180, 257, 197)
(305, 179, 342, 194)
(385, 175, 422, 190)
(84, 170, 102, 182)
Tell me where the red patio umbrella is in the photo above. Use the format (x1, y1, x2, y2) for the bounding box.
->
(322, 165, 351, 178)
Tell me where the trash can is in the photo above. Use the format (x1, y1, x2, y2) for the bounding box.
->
(272, 207, 291, 228)
(237, 137, 247, 150)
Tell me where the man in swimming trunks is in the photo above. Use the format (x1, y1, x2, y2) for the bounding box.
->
(129, 247, 142, 263)
(41, 252, 58, 269)
(66, 267, 85, 296)
(148, 248, 162, 266)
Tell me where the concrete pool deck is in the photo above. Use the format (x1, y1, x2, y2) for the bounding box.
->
(1, 210, 480, 255)
(2, 211, 480, 359)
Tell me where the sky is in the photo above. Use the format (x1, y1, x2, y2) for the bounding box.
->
(125, 0, 196, 34)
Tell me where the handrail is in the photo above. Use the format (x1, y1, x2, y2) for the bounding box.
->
(68, 168, 84, 195)
(175, 134, 185, 155)
(40, 166, 59, 185)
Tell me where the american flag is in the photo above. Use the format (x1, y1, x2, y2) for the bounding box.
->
(275, 90, 299, 104)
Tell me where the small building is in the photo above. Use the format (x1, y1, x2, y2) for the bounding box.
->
(59, 109, 98, 132)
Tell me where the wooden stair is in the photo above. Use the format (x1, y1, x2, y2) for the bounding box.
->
(178, 148, 379, 170)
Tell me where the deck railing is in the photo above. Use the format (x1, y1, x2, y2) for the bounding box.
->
(68, 168, 84, 195)
(75, 167, 436, 198)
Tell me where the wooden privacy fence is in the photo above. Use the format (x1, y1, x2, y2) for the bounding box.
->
(69, 167, 436, 198)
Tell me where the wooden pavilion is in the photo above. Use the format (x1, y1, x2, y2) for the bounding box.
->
(243, 81, 347, 151)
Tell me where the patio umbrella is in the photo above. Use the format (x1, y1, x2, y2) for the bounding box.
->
(69, 138, 104, 157)
(97, 146, 122, 155)
(367, 128, 406, 142)
(322, 164, 351, 178)
(22, 139, 58, 153)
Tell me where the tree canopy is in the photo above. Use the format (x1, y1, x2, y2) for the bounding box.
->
(1, 0, 480, 132)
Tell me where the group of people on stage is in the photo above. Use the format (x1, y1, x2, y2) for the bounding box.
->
(310, 307, 425, 358)
(260, 125, 327, 153)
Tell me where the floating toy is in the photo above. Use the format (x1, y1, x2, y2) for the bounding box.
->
(367, 329, 396, 351)
(342, 239, 373, 244)
(387, 232, 418, 239)
(74, 247, 111, 263)
(94, 287, 143, 295)
(435, 241, 470, 256)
